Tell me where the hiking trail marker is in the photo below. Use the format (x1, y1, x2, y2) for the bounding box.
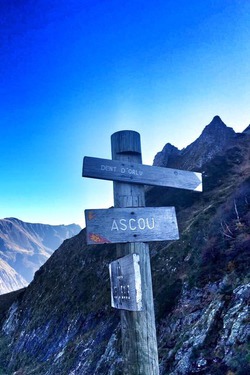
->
(83, 156, 202, 191)
(82, 130, 202, 375)
(109, 253, 142, 311)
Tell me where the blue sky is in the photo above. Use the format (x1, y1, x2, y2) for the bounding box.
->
(0, 0, 250, 226)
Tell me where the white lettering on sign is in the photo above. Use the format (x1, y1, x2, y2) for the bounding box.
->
(129, 218, 136, 230)
(120, 167, 143, 176)
(111, 220, 119, 231)
(111, 218, 155, 231)
(101, 164, 143, 176)
(101, 164, 117, 172)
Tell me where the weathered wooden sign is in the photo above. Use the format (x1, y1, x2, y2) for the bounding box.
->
(109, 253, 142, 311)
(83, 156, 202, 192)
(85, 207, 179, 244)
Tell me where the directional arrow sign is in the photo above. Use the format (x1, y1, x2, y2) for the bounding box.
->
(85, 207, 179, 244)
(83, 156, 202, 191)
(109, 253, 142, 311)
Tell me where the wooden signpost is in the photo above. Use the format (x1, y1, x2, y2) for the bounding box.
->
(82, 130, 202, 375)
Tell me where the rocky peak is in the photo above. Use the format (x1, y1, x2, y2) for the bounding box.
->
(153, 143, 180, 167)
(243, 124, 250, 134)
(154, 116, 236, 170)
(180, 116, 236, 170)
(200, 115, 235, 140)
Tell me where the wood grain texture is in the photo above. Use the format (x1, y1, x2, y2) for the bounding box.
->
(111, 130, 160, 375)
(85, 207, 179, 244)
(83, 156, 202, 191)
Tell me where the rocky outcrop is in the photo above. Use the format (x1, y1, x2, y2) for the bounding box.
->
(181, 116, 235, 170)
(158, 282, 250, 374)
(153, 143, 181, 167)
(243, 124, 250, 134)
(153, 116, 236, 170)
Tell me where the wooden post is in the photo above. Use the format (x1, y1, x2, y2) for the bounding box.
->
(111, 131, 159, 375)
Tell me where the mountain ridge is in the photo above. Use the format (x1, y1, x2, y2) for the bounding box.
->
(0, 217, 81, 294)
(154, 115, 237, 170)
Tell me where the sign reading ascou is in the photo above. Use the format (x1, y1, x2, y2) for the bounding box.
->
(85, 207, 179, 244)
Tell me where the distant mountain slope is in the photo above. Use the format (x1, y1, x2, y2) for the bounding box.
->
(0, 117, 249, 374)
(0, 218, 81, 293)
(0, 259, 27, 295)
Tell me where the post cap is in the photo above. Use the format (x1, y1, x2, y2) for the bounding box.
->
(111, 131, 141, 156)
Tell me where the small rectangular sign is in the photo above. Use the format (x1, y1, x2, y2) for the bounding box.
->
(85, 207, 179, 244)
(109, 254, 142, 311)
(83, 156, 202, 192)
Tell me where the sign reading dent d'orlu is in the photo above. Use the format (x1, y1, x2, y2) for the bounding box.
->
(83, 156, 202, 192)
